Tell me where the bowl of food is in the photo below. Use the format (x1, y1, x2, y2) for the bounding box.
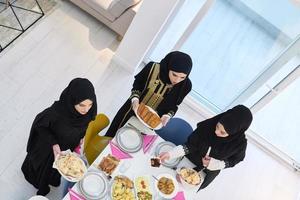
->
(154, 173, 178, 199)
(136, 103, 162, 130)
(53, 152, 87, 182)
(111, 175, 135, 200)
(177, 167, 202, 189)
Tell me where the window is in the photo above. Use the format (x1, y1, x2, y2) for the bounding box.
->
(148, 0, 300, 165)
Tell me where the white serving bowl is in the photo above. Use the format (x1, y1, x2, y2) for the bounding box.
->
(154, 173, 179, 199)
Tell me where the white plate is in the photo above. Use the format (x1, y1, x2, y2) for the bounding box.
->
(116, 127, 143, 153)
(154, 173, 179, 199)
(154, 141, 181, 168)
(78, 171, 109, 199)
(135, 105, 163, 130)
(54, 152, 87, 182)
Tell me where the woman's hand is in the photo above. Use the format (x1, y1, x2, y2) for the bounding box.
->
(132, 98, 139, 113)
(202, 155, 211, 167)
(52, 144, 61, 159)
(207, 157, 226, 170)
(161, 115, 171, 126)
(159, 152, 170, 162)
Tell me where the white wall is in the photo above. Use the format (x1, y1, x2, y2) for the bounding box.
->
(113, 0, 185, 73)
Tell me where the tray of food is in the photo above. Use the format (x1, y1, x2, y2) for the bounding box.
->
(97, 154, 120, 176)
(111, 175, 135, 200)
(53, 151, 87, 182)
(136, 103, 162, 130)
(134, 176, 153, 200)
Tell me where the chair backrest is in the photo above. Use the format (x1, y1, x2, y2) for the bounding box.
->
(84, 113, 110, 151)
(155, 117, 193, 145)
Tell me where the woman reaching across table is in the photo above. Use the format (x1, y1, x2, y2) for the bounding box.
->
(159, 105, 253, 191)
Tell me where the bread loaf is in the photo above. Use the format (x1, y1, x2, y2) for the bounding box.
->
(137, 103, 161, 128)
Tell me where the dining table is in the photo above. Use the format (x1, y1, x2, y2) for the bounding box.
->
(62, 116, 199, 200)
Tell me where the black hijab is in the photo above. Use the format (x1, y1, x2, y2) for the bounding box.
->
(219, 105, 253, 136)
(210, 105, 253, 143)
(52, 78, 97, 127)
(159, 51, 193, 84)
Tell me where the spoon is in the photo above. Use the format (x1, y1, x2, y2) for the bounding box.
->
(152, 175, 159, 181)
(127, 123, 145, 135)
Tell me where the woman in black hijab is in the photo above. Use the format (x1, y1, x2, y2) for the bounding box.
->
(159, 105, 253, 190)
(21, 78, 97, 196)
(105, 51, 193, 137)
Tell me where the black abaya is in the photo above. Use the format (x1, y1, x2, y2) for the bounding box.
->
(106, 51, 193, 137)
(21, 78, 97, 195)
(183, 105, 253, 190)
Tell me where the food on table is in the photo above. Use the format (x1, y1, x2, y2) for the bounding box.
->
(137, 191, 153, 200)
(112, 175, 135, 200)
(157, 177, 175, 195)
(56, 153, 85, 179)
(179, 167, 201, 185)
(150, 157, 161, 167)
(137, 103, 161, 128)
(135, 176, 153, 200)
(98, 154, 120, 175)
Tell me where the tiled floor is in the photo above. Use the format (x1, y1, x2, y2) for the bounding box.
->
(0, 1, 299, 200)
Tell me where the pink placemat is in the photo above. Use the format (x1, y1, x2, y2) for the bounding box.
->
(74, 145, 81, 154)
(109, 141, 132, 159)
(68, 188, 85, 200)
(142, 134, 158, 153)
(173, 191, 186, 200)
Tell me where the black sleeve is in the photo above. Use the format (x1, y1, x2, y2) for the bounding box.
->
(184, 124, 204, 154)
(26, 120, 58, 153)
(130, 62, 154, 100)
(225, 142, 247, 168)
(36, 126, 58, 146)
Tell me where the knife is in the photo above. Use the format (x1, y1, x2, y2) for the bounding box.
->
(206, 146, 211, 157)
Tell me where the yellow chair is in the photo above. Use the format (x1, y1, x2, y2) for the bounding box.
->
(84, 113, 112, 165)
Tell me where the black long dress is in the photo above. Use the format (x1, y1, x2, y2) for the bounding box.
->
(106, 61, 192, 137)
(106, 51, 193, 137)
(21, 78, 97, 195)
(182, 105, 253, 190)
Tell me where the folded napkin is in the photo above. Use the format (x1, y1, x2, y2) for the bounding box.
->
(68, 188, 85, 200)
(74, 145, 81, 154)
(142, 134, 158, 153)
(109, 141, 132, 159)
(173, 191, 186, 200)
